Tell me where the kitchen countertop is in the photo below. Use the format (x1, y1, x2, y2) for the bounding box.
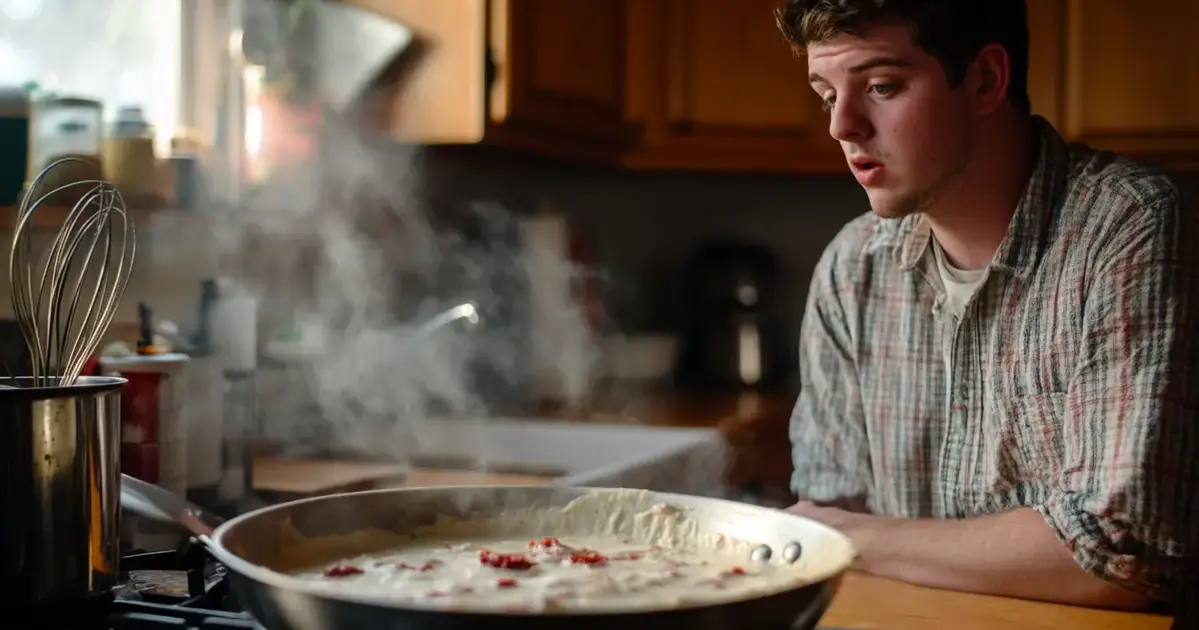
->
(824, 572, 1172, 629)
(528, 390, 798, 428)
(529, 391, 798, 492)
(253, 458, 555, 496)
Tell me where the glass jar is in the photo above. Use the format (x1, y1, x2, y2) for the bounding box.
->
(28, 96, 104, 206)
(101, 105, 160, 203)
(109, 105, 154, 139)
(30, 95, 103, 174)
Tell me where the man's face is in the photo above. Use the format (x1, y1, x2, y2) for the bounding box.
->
(807, 24, 975, 219)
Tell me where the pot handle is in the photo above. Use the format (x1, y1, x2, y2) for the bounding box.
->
(120, 473, 225, 540)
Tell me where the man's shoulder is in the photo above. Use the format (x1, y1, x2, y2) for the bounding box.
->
(1060, 144, 1188, 231)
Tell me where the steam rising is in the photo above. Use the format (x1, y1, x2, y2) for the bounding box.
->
(208, 114, 600, 462)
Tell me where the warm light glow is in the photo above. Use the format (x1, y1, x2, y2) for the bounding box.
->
(738, 322, 762, 385)
(150, 0, 180, 156)
(243, 65, 264, 181)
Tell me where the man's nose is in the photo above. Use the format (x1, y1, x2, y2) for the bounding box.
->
(829, 98, 872, 143)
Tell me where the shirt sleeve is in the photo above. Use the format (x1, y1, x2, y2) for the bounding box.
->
(1033, 192, 1199, 602)
(790, 246, 872, 505)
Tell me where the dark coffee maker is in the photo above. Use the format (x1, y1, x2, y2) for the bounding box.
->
(675, 241, 788, 392)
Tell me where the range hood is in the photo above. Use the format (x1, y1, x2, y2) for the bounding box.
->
(314, 0, 416, 112)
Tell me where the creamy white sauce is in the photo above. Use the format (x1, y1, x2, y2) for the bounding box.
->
(281, 489, 844, 613)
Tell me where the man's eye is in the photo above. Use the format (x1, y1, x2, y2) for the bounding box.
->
(868, 83, 897, 97)
(821, 95, 836, 111)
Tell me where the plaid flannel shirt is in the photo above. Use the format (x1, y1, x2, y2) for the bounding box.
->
(790, 116, 1198, 601)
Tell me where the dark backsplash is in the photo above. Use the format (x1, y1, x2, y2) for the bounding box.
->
(418, 145, 870, 345)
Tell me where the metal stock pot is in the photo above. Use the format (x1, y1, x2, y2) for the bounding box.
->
(0, 376, 126, 608)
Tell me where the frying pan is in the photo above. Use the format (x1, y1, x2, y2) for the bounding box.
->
(121, 475, 856, 629)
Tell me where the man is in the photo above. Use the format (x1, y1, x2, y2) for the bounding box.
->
(777, 0, 1197, 613)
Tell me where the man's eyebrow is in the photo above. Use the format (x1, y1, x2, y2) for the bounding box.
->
(808, 56, 912, 84)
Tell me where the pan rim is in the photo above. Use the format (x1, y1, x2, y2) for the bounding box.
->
(207, 484, 857, 617)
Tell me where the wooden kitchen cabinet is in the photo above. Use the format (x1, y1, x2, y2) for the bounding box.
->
(622, 0, 843, 174)
(352, 0, 1198, 173)
(487, 0, 634, 155)
(1027, 0, 1199, 168)
(1025, 0, 1065, 131)
(625, 0, 1199, 173)
(349, 0, 633, 161)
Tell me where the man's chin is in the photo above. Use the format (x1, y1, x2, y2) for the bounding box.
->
(866, 190, 917, 219)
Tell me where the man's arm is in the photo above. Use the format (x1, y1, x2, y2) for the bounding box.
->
(1030, 191, 1199, 605)
(793, 190, 1198, 609)
(790, 503, 1149, 609)
(790, 244, 872, 510)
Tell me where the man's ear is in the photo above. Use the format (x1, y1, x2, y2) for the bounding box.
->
(968, 42, 1011, 115)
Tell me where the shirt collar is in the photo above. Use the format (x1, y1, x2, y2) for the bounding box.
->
(893, 116, 1070, 278)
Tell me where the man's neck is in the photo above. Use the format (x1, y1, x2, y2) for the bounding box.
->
(925, 115, 1037, 271)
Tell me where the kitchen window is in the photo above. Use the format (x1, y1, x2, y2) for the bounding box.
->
(0, 0, 183, 156)
(1, 0, 271, 201)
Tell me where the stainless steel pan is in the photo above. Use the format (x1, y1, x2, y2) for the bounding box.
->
(122, 476, 856, 629)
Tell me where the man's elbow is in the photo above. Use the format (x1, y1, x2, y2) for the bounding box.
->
(1065, 576, 1153, 611)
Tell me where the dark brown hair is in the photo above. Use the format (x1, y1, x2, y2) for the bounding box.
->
(775, 0, 1030, 115)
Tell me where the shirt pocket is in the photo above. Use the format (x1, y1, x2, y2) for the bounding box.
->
(998, 392, 1068, 482)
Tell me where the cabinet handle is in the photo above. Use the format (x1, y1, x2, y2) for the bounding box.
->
(485, 47, 500, 94)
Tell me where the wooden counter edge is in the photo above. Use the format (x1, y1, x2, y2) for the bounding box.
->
(823, 572, 1173, 630)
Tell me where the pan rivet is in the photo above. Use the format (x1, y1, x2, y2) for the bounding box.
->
(782, 541, 803, 563)
(750, 544, 772, 562)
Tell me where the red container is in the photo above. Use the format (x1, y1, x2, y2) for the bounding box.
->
(99, 353, 191, 495)
(121, 443, 161, 483)
(121, 371, 163, 444)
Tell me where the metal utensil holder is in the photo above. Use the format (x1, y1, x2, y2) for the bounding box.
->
(0, 376, 125, 608)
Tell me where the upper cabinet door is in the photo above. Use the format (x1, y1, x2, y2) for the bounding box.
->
(1028, 0, 1199, 168)
(1025, 0, 1065, 131)
(623, 0, 844, 174)
(345, 0, 490, 143)
(343, 0, 631, 159)
(488, 0, 633, 154)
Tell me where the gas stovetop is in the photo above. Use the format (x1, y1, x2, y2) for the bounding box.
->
(107, 541, 255, 630)
(23, 539, 258, 630)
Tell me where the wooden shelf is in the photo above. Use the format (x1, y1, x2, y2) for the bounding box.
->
(0, 205, 203, 231)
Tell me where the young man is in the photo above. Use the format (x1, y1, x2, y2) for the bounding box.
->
(778, 0, 1197, 612)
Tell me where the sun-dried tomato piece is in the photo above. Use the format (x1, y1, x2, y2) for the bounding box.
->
(496, 577, 519, 588)
(568, 550, 608, 566)
(323, 564, 364, 577)
(480, 549, 538, 570)
(728, 566, 747, 575)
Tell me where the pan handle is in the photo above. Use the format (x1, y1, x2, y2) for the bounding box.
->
(120, 473, 225, 541)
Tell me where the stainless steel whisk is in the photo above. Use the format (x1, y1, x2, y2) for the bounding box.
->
(8, 157, 137, 388)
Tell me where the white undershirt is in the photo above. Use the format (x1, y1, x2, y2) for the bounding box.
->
(929, 238, 988, 390)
